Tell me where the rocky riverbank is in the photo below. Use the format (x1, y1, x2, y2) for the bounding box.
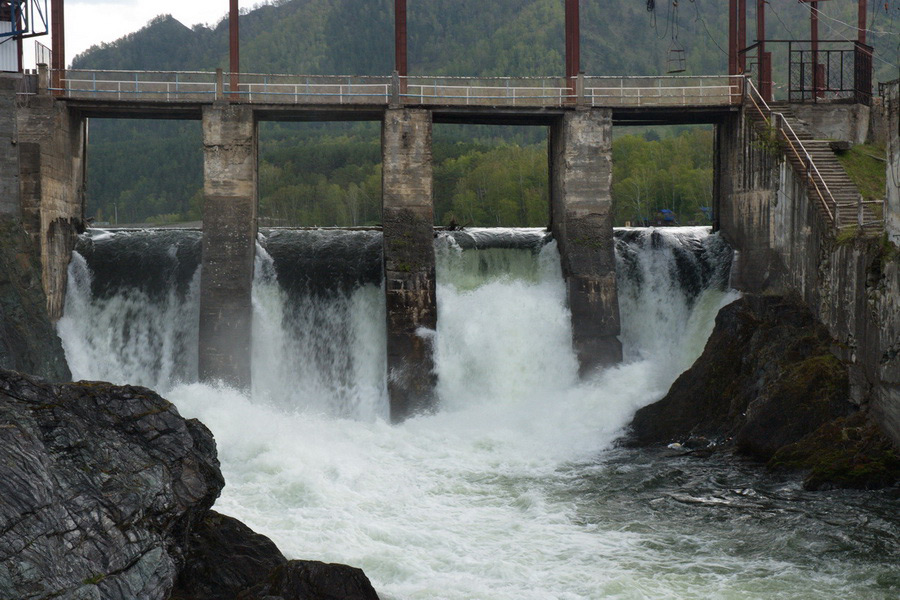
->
(0, 370, 380, 600)
(625, 294, 900, 490)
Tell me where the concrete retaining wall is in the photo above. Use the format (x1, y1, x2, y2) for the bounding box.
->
(789, 102, 871, 145)
(887, 83, 899, 244)
(16, 96, 85, 320)
(719, 108, 900, 447)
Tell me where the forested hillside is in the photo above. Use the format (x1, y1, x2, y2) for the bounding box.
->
(73, 0, 899, 227)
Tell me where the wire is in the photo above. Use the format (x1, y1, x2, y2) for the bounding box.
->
(807, 1, 898, 38)
(798, 1, 900, 70)
(689, 0, 728, 58)
(768, 0, 797, 39)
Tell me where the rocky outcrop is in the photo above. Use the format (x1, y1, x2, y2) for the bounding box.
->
(626, 295, 899, 489)
(172, 511, 380, 600)
(0, 217, 70, 381)
(0, 370, 382, 599)
(0, 370, 223, 600)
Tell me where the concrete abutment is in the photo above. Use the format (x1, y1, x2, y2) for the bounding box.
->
(550, 109, 622, 373)
(198, 104, 258, 389)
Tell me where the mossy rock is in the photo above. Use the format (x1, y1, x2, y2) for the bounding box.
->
(769, 412, 900, 490)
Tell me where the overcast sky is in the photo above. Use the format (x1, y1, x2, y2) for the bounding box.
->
(29, 0, 259, 66)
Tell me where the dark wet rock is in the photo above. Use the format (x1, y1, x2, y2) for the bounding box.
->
(171, 511, 287, 600)
(0, 372, 383, 600)
(0, 370, 223, 600)
(625, 295, 897, 489)
(237, 560, 380, 600)
(627, 295, 853, 453)
(770, 412, 900, 490)
(0, 217, 70, 381)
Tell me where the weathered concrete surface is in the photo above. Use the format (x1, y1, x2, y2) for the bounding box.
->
(0, 217, 71, 381)
(886, 82, 899, 244)
(382, 108, 437, 421)
(789, 102, 871, 145)
(1, 74, 21, 217)
(549, 109, 621, 373)
(199, 104, 257, 389)
(719, 106, 900, 448)
(15, 96, 85, 319)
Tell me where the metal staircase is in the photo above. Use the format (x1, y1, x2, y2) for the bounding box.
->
(744, 80, 883, 235)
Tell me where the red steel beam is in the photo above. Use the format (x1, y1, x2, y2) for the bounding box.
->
(50, 0, 64, 92)
(738, 0, 747, 72)
(858, 0, 867, 44)
(230, 0, 239, 99)
(395, 0, 407, 77)
(811, 1, 820, 95)
(565, 0, 580, 93)
(728, 0, 738, 75)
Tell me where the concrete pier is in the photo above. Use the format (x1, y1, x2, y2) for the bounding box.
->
(199, 104, 258, 388)
(382, 108, 437, 421)
(549, 109, 622, 373)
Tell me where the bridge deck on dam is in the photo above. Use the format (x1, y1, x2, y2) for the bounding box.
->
(41, 69, 742, 124)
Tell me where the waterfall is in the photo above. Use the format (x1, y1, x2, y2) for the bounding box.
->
(55, 225, 753, 600)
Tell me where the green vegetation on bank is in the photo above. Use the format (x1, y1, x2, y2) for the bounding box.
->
(836, 143, 888, 205)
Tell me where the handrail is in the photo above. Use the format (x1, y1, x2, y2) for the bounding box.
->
(744, 77, 842, 228)
(50, 68, 741, 109)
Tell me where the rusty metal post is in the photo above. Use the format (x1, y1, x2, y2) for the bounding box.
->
(728, 0, 738, 75)
(565, 0, 580, 99)
(858, 0, 867, 45)
(738, 0, 747, 73)
(50, 0, 64, 94)
(395, 0, 407, 96)
(757, 0, 772, 101)
(16, 7, 23, 73)
(230, 0, 239, 101)
(811, 1, 821, 98)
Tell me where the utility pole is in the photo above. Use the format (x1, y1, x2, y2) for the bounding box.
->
(229, 0, 239, 100)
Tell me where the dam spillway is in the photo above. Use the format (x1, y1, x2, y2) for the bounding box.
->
(54, 225, 900, 598)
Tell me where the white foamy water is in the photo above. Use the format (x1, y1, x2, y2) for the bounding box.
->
(61, 227, 900, 600)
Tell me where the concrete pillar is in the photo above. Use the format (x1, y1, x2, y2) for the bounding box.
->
(199, 104, 257, 389)
(382, 108, 437, 421)
(549, 109, 622, 374)
(1, 75, 21, 218)
(15, 94, 85, 320)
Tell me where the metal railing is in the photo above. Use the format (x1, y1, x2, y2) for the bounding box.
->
(584, 75, 743, 107)
(744, 77, 881, 231)
(49, 69, 742, 109)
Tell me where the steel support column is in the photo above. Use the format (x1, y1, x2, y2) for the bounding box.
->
(565, 0, 580, 96)
(728, 0, 738, 75)
(50, 0, 64, 93)
(858, 0, 867, 45)
(738, 0, 747, 72)
(229, 0, 239, 100)
(395, 0, 407, 77)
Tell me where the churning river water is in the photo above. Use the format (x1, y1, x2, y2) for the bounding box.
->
(57, 226, 899, 599)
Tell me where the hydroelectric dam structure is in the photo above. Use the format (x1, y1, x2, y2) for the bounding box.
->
(1, 1, 897, 435)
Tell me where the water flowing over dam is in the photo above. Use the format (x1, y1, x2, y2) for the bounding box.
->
(57, 227, 899, 599)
